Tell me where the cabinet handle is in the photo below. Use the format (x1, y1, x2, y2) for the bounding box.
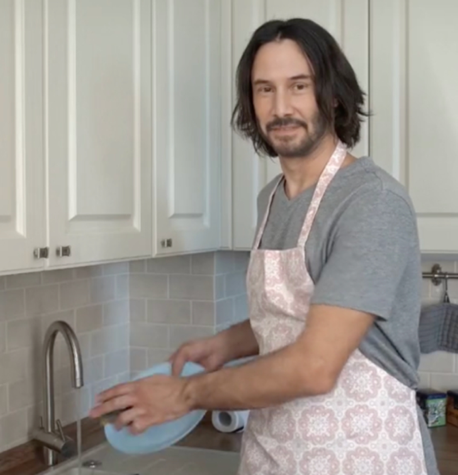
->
(160, 239, 173, 248)
(34, 247, 49, 259)
(56, 246, 71, 257)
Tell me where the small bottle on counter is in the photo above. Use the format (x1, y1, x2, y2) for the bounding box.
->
(416, 389, 447, 428)
(446, 390, 458, 428)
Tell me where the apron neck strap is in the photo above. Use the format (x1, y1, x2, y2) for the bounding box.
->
(252, 175, 283, 250)
(297, 140, 347, 248)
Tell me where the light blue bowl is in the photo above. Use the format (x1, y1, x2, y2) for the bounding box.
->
(104, 361, 206, 454)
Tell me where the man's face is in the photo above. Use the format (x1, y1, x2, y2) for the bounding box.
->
(251, 39, 327, 158)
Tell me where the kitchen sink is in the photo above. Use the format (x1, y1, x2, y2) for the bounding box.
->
(39, 444, 239, 475)
(52, 470, 113, 475)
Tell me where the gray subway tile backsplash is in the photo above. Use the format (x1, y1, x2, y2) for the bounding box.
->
(6, 272, 42, 289)
(0, 386, 7, 417)
(148, 255, 191, 274)
(60, 280, 90, 310)
(76, 305, 103, 333)
(169, 274, 215, 300)
(0, 289, 25, 321)
(191, 252, 216, 275)
(129, 273, 168, 299)
(130, 323, 170, 349)
(26, 285, 59, 316)
(147, 299, 191, 325)
(191, 301, 215, 326)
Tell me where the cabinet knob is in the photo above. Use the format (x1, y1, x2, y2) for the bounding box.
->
(34, 247, 49, 259)
(160, 239, 173, 248)
(56, 246, 71, 257)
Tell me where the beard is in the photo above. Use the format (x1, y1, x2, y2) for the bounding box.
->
(261, 111, 328, 158)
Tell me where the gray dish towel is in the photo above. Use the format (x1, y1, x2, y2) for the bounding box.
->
(419, 302, 458, 353)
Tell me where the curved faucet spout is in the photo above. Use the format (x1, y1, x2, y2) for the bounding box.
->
(43, 320, 84, 389)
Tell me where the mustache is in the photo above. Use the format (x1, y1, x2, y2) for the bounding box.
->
(266, 117, 307, 131)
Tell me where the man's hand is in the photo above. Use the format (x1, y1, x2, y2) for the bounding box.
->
(170, 320, 259, 376)
(169, 335, 228, 376)
(89, 375, 192, 434)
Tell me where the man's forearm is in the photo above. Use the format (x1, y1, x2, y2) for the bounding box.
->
(184, 341, 330, 411)
(217, 320, 259, 363)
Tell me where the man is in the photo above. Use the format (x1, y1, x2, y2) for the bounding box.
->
(90, 18, 439, 475)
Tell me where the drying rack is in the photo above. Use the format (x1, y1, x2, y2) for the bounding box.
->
(422, 264, 458, 286)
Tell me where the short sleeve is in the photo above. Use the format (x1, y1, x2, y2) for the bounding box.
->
(310, 189, 420, 320)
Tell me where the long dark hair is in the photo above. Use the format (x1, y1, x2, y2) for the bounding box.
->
(231, 18, 370, 157)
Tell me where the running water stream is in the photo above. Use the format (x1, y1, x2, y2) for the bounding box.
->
(75, 389, 82, 475)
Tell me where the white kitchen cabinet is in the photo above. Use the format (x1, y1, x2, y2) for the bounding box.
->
(0, 0, 46, 274)
(370, 0, 458, 254)
(152, 0, 222, 256)
(45, 0, 152, 267)
(229, 0, 370, 250)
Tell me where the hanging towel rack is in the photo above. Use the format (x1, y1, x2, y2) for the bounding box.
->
(422, 264, 458, 286)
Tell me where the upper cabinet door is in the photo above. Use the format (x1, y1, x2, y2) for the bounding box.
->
(152, 0, 221, 256)
(231, 0, 370, 249)
(0, 0, 46, 274)
(45, 0, 152, 267)
(370, 0, 458, 254)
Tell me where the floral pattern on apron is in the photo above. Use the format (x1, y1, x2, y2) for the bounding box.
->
(238, 141, 428, 475)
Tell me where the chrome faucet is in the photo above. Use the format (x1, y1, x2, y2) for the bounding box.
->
(32, 320, 84, 466)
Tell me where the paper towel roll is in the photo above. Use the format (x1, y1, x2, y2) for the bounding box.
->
(211, 410, 250, 433)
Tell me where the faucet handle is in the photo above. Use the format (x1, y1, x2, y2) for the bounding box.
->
(56, 419, 65, 440)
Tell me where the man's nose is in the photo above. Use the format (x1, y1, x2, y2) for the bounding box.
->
(273, 90, 294, 117)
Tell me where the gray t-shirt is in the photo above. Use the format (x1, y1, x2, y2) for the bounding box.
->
(255, 156, 438, 474)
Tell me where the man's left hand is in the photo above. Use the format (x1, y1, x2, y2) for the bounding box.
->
(89, 375, 192, 434)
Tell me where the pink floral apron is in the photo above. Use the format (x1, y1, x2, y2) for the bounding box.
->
(238, 141, 428, 475)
